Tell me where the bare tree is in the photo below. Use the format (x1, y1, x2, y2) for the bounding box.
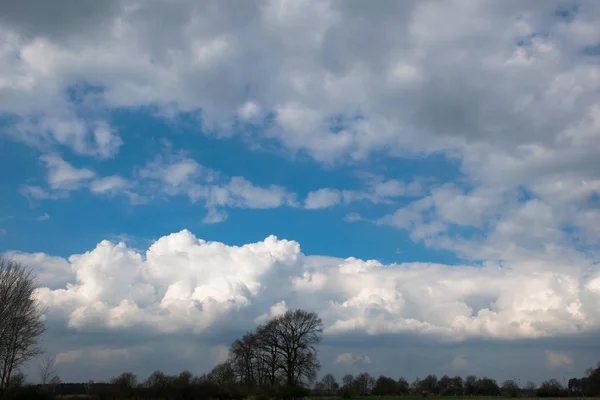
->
(50, 375, 61, 393)
(207, 362, 236, 385)
(321, 373, 339, 396)
(38, 354, 56, 387)
(0, 256, 46, 396)
(230, 332, 259, 386)
(256, 322, 282, 386)
(270, 309, 323, 387)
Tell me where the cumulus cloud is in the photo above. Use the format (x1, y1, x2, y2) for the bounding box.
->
(335, 352, 372, 366)
(14, 230, 599, 342)
(5, 251, 75, 289)
(254, 300, 288, 325)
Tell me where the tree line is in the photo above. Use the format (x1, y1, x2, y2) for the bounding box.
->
(312, 371, 600, 398)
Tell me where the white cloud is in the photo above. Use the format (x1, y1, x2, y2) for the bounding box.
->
(2, 1, 600, 246)
(335, 352, 372, 366)
(41, 153, 95, 190)
(5, 251, 75, 289)
(36, 213, 50, 221)
(254, 300, 288, 325)
(6, 116, 122, 159)
(344, 212, 361, 222)
(1, 0, 597, 170)
(218, 177, 298, 209)
(305, 177, 423, 209)
(16, 229, 600, 341)
(305, 188, 342, 209)
(545, 350, 573, 369)
(22, 149, 299, 221)
(238, 101, 262, 121)
(89, 175, 130, 195)
(19, 185, 69, 202)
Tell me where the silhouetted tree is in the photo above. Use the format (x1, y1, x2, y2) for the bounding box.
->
(397, 377, 410, 395)
(419, 374, 438, 395)
(320, 373, 339, 396)
(269, 309, 323, 386)
(110, 372, 138, 398)
(207, 362, 236, 385)
(537, 378, 566, 397)
(0, 257, 46, 396)
(372, 375, 398, 395)
(502, 379, 519, 397)
(477, 377, 500, 396)
(464, 375, 477, 396)
(353, 372, 374, 396)
(37, 354, 56, 389)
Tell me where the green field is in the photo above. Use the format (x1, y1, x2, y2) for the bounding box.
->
(313, 397, 595, 400)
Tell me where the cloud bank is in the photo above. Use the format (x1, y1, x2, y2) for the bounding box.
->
(6, 229, 599, 342)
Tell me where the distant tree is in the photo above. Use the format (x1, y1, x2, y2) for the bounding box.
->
(255, 323, 281, 386)
(477, 377, 500, 396)
(523, 380, 537, 396)
(321, 373, 339, 396)
(397, 377, 410, 394)
(354, 372, 374, 396)
(450, 376, 463, 395)
(341, 374, 356, 398)
(373, 375, 398, 395)
(568, 378, 582, 396)
(0, 257, 46, 396)
(436, 375, 452, 395)
(586, 364, 600, 395)
(538, 378, 566, 397)
(207, 362, 236, 385)
(464, 375, 477, 396)
(145, 370, 172, 398)
(8, 372, 26, 390)
(48, 375, 61, 394)
(111, 371, 138, 398)
(313, 381, 326, 396)
(230, 332, 259, 386)
(502, 379, 519, 397)
(174, 370, 194, 398)
(419, 375, 438, 395)
(342, 374, 354, 388)
(38, 354, 56, 388)
(269, 309, 323, 386)
(410, 377, 421, 395)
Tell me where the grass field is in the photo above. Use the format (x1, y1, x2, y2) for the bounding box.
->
(314, 398, 599, 400)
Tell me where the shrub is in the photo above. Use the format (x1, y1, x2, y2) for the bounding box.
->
(8, 386, 55, 400)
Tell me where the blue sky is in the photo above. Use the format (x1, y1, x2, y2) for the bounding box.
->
(1, 0, 600, 386)
(1, 108, 463, 265)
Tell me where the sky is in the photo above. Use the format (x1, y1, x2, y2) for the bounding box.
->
(1, 0, 600, 386)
